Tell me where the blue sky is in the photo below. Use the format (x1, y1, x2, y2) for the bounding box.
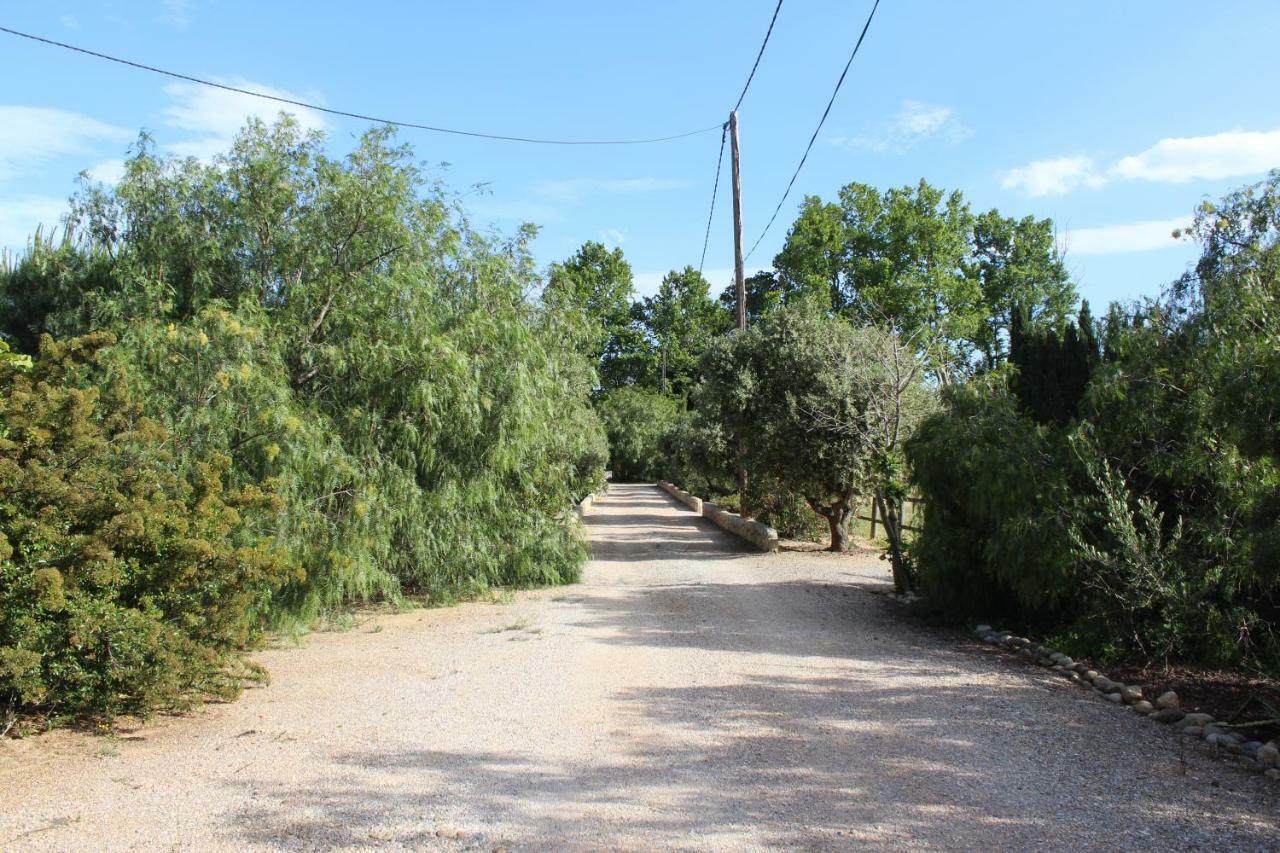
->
(2, 1, 1279, 307)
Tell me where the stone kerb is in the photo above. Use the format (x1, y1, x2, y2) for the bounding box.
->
(657, 483, 779, 553)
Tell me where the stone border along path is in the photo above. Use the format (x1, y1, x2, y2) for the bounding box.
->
(973, 624, 1280, 781)
(658, 480, 779, 551)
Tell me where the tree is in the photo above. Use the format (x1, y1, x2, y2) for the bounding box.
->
(637, 266, 731, 396)
(2, 117, 606, 624)
(698, 305, 877, 552)
(775, 180, 980, 383)
(543, 241, 643, 392)
(802, 325, 936, 590)
(596, 387, 682, 481)
(773, 181, 1077, 383)
(968, 210, 1076, 368)
(717, 270, 785, 322)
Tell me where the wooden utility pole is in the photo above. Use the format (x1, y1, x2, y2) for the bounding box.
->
(730, 111, 746, 331)
(729, 111, 749, 516)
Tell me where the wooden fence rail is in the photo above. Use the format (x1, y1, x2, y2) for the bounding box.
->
(855, 496, 924, 540)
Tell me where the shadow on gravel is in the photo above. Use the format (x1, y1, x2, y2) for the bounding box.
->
(222, 669, 1279, 849)
(219, 483, 1280, 849)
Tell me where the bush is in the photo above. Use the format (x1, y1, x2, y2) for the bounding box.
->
(1, 119, 606, 631)
(0, 336, 299, 726)
(596, 387, 681, 481)
(907, 174, 1280, 671)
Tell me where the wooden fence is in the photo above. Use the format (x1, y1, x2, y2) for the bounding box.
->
(853, 496, 923, 541)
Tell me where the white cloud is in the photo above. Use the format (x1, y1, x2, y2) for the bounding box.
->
(161, 80, 327, 161)
(532, 177, 686, 202)
(59, 14, 79, 29)
(0, 106, 131, 181)
(84, 159, 126, 186)
(1006, 128, 1280, 196)
(634, 267, 733, 298)
(1111, 129, 1280, 184)
(0, 196, 68, 252)
(831, 100, 970, 153)
(162, 0, 195, 27)
(1057, 216, 1193, 256)
(468, 200, 562, 223)
(1001, 156, 1105, 197)
(598, 228, 626, 247)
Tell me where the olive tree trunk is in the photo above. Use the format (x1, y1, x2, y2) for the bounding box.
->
(874, 491, 911, 593)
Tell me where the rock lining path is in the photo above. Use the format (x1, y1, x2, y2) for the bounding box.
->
(2, 483, 1277, 850)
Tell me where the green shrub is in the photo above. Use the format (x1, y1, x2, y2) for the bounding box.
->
(1, 119, 607, 632)
(596, 387, 681, 481)
(0, 335, 299, 725)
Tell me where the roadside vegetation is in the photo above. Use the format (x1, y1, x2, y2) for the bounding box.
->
(1, 118, 605, 730)
(560, 172, 1280, 682)
(4, 110, 1277, 729)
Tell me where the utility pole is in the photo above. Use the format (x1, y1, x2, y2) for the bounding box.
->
(729, 110, 749, 517)
(730, 111, 746, 331)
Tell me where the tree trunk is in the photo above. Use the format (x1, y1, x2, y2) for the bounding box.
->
(826, 498, 852, 553)
(736, 435, 749, 519)
(875, 491, 911, 594)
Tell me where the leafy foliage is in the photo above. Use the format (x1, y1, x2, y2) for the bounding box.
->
(596, 387, 682, 482)
(0, 335, 298, 724)
(0, 118, 607, 722)
(909, 173, 1280, 671)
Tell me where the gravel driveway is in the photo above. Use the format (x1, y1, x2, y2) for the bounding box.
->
(2, 483, 1277, 850)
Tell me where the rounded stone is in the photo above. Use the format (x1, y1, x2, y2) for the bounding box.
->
(1176, 712, 1215, 729)
(1242, 740, 1264, 756)
(1181, 726, 1204, 738)
(1266, 768, 1280, 780)
(1120, 685, 1143, 704)
(1132, 700, 1154, 714)
(1151, 708, 1186, 724)
(1093, 676, 1115, 692)
(1105, 692, 1123, 703)
(1083, 670, 1100, 682)
(1257, 744, 1280, 768)
(975, 624, 993, 635)
(1155, 690, 1179, 710)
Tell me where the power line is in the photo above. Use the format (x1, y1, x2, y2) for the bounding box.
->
(698, 0, 784, 275)
(0, 25, 722, 146)
(744, 0, 881, 261)
(698, 124, 729, 275)
(733, 0, 785, 113)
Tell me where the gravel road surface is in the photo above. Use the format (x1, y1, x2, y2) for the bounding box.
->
(2, 483, 1277, 850)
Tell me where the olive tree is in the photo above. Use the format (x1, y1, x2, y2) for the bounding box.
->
(698, 304, 875, 552)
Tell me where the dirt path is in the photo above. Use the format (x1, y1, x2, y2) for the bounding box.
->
(2, 483, 1278, 850)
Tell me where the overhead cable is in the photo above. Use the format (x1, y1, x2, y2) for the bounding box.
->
(0, 25, 722, 146)
(744, 0, 881, 261)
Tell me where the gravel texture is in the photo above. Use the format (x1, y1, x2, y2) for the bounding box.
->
(2, 483, 1278, 850)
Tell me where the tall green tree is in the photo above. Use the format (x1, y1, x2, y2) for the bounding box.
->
(543, 241, 646, 391)
(638, 266, 731, 396)
(968, 210, 1076, 368)
(775, 180, 980, 383)
(1, 117, 606, 626)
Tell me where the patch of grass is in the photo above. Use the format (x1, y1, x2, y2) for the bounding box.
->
(482, 618, 531, 634)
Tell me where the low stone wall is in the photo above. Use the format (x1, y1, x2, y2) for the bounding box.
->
(575, 485, 608, 519)
(657, 480, 701, 514)
(658, 481, 779, 553)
